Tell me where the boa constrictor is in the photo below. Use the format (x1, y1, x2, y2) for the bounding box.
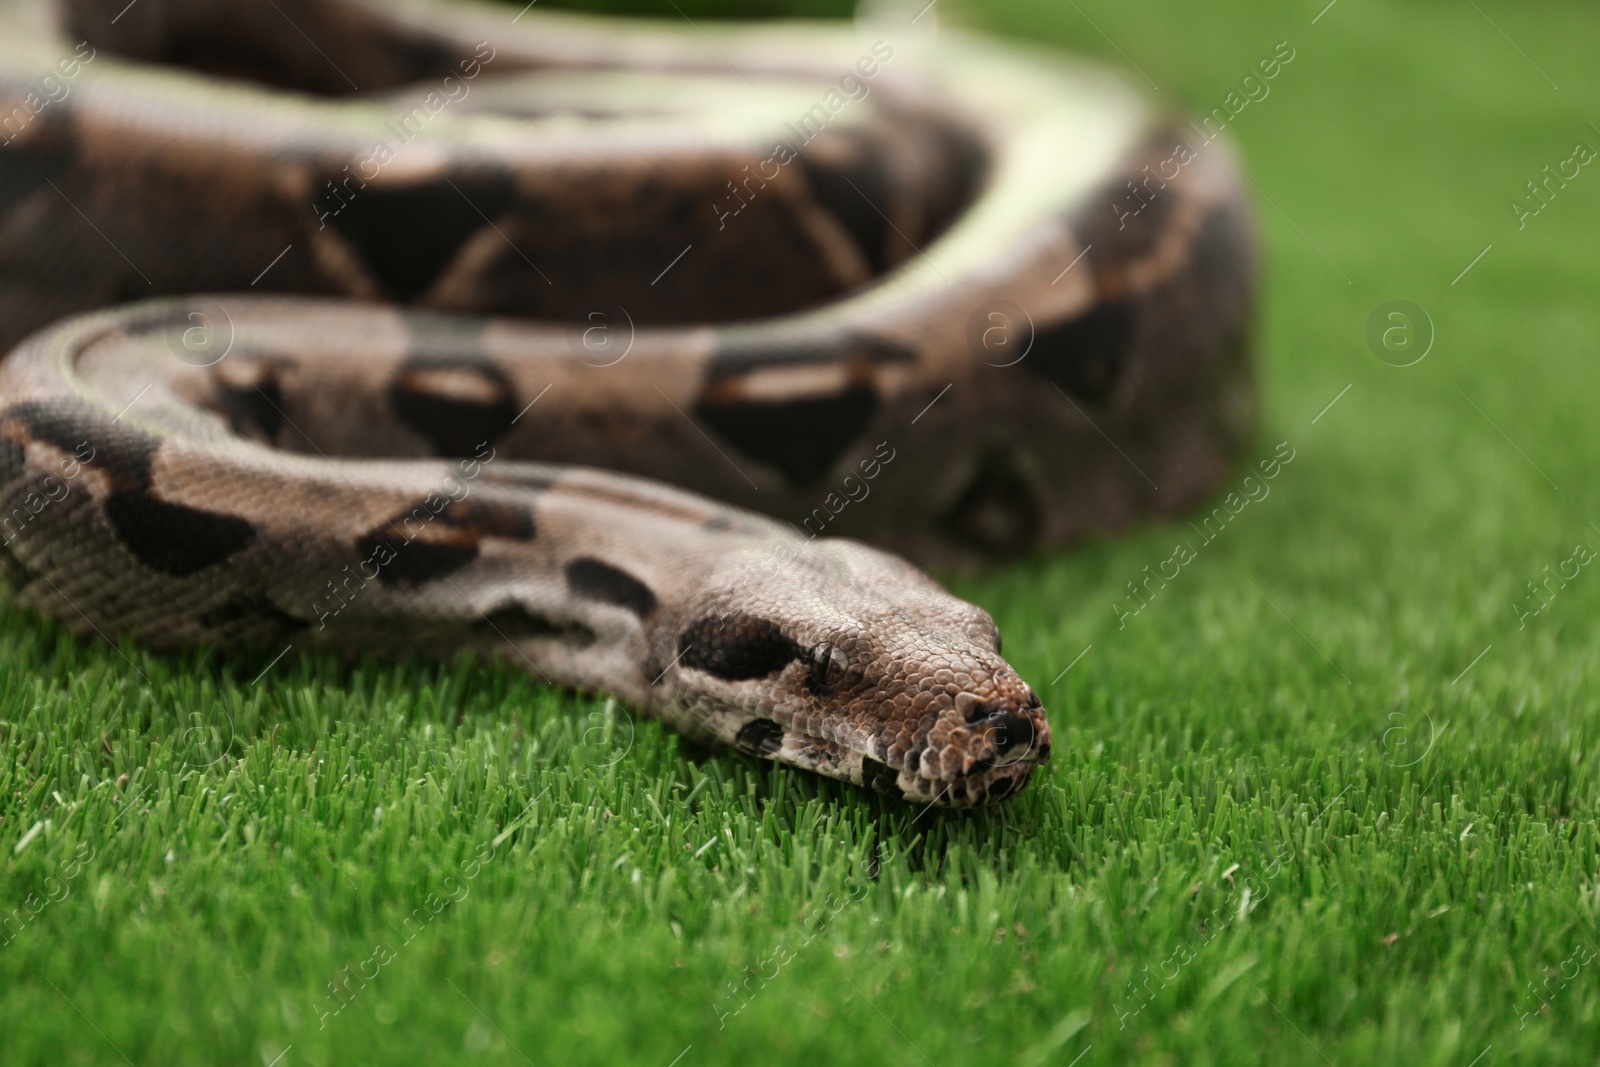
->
(0, 0, 1255, 805)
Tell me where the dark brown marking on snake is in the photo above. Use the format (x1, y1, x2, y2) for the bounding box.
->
(678, 613, 804, 680)
(3, 400, 157, 491)
(1074, 168, 1179, 272)
(1072, 123, 1208, 286)
(920, 120, 990, 238)
(1024, 299, 1134, 404)
(565, 557, 657, 618)
(213, 367, 286, 445)
(199, 594, 311, 639)
(1188, 203, 1253, 289)
(475, 604, 597, 645)
(104, 493, 257, 576)
(389, 355, 519, 457)
(356, 511, 482, 587)
(0, 118, 75, 218)
(66, 0, 476, 96)
(366, 535, 479, 587)
(437, 498, 537, 541)
(937, 449, 1041, 556)
(860, 755, 903, 799)
(695, 383, 878, 486)
(328, 174, 514, 300)
(696, 333, 905, 484)
(795, 134, 890, 271)
(734, 717, 785, 757)
(0, 433, 24, 484)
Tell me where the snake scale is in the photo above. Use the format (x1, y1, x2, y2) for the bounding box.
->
(0, 0, 1255, 805)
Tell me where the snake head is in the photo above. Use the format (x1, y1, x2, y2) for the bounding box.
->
(653, 538, 1052, 807)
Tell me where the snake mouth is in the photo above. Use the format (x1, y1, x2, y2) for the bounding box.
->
(732, 703, 1050, 807)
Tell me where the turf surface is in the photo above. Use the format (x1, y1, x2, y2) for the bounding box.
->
(4, 0, 1599, 1064)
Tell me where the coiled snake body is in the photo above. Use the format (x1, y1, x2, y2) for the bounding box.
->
(0, 0, 1255, 805)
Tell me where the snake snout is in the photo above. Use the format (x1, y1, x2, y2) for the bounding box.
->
(945, 689, 1050, 778)
(965, 706, 1041, 769)
(966, 686, 1047, 742)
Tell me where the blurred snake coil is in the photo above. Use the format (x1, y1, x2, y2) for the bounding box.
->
(0, 0, 1255, 805)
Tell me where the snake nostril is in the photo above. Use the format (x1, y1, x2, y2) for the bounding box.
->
(988, 711, 1035, 756)
(962, 701, 1034, 747)
(959, 698, 1037, 761)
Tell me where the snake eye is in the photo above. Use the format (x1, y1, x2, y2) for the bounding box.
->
(807, 643, 847, 695)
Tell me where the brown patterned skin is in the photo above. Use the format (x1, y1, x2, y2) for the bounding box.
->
(0, 0, 1255, 804)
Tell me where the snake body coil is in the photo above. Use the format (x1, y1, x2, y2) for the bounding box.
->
(0, 0, 1255, 805)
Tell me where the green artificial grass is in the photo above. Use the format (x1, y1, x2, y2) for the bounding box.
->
(5, 0, 1600, 1063)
